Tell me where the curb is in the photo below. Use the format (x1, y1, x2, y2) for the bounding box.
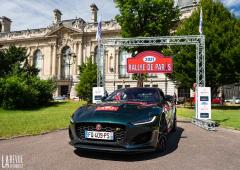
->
(0, 128, 68, 141)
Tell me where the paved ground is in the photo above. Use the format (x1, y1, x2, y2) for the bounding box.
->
(0, 121, 240, 170)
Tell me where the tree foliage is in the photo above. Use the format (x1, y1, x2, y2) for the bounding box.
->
(0, 46, 56, 109)
(115, 0, 180, 86)
(0, 46, 39, 78)
(0, 46, 27, 77)
(115, 0, 179, 37)
(76, 58, 97, 103)
(171, 0, 240, 94)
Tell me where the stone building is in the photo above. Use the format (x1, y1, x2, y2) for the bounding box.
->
(0, 1, 199, 98)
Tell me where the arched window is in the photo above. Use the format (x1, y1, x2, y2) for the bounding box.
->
(118, 50, 131, 78)
(33, 49, 42, 74)
(61, 46, 72, 79)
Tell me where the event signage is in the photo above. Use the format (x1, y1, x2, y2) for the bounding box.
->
(92, 87, 105, 103)
(127, 51, 173, 73)
(197, 87, 211, 120)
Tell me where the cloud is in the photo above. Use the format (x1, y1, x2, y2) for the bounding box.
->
(0, 0, 239, 31)
(221, 0, 240, 17)
(221, 0, 240, 8)
(231, 8, 240, 17)
(0, 0, 119, 31)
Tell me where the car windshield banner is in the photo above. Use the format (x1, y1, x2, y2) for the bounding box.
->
(127, 51, 173, 73)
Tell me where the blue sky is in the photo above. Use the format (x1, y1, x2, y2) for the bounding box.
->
(0, 0, 239, 31)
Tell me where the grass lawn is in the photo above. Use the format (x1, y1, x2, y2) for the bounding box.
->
(1, 102, 239, 138)
(177, 106, 240, 130)
(0, 101, 85, 139)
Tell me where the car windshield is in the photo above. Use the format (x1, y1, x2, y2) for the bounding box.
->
(105, 88, 161, 103)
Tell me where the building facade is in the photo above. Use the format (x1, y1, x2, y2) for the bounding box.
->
(0, 1, 199, 98)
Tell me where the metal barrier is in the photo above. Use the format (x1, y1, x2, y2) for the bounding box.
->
(191, 118, 216, 131)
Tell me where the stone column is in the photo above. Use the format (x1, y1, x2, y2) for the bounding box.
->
(75, 42, 79, 75)
(73, 43, 78, 76)
(52, 44, 57, 77)
(76, 41, 83, 75)
(57, 53, 61, 79)
(49, 45, 53, 76)
(115, 48, 119, 76)
(78, 42, 83, 65)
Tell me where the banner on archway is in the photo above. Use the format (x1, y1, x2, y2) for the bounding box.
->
(127, 51, 173, 73)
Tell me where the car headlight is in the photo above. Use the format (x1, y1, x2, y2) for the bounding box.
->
(132, 116, 157, 125)
(70, 117, 74, 124)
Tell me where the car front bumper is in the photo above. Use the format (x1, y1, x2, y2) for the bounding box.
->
(69, 121, 159, 153)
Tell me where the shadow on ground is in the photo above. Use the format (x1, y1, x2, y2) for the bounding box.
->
(177, 120, 191, 123)
(212, 106, 240, 110)
(214, 118, 229, 127)
(74, 127, 184, 162)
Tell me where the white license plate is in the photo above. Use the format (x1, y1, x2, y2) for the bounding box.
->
(84, 131, 114, 140)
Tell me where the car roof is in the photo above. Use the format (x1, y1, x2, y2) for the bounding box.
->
(122, 87, 162, 91)
(122, 87, 161, 90)
(120, 87, 164, 94)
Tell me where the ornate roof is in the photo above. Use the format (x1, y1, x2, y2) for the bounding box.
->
(175, 0, 198, 8)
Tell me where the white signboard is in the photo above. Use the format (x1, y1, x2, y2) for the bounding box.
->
(197, 87, 211, 120)
(92, 87, 105, 104)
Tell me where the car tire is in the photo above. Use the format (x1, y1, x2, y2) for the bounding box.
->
(156, 115, 167, 152)
(156, 134, 167, 152)
(160, 114, 168, 134)
(171, 112, 177, 133)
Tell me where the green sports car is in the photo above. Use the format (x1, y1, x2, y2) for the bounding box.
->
(69, 87, 176, 153)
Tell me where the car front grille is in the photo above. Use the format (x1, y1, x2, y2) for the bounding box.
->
(75, 123, 126, 143)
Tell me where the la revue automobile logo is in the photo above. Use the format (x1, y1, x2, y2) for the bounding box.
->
(96, 124, 102, 131)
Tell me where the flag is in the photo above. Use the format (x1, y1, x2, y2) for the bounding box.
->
(199, 7, 203, 35)
(96, 16, 102, 41)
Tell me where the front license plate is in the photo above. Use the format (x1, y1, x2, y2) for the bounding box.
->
(84, 131, 114, 140)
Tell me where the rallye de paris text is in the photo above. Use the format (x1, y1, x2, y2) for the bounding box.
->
(128, 63, 172, 72)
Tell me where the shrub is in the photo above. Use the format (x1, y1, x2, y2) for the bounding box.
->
(0, 45, 57, 109)
(0, 78, 5, 104)
(1, 76, 38, 109)
(30, 77, 56, 105)
(0, 76, 56, 109)
(76, 58, 97, 103)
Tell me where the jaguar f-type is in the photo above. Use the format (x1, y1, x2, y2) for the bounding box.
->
(69, 87, 176, 153)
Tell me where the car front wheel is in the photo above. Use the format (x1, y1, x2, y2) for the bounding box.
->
(156, 134, 167, 152)
(171, 114, 177, 133)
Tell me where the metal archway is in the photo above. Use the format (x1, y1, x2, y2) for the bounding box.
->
(97, 35, 205, 89)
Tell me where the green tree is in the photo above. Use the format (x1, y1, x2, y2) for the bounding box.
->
(78, 62, 86, 75)
(115, 0, 180, 86)
(0, 46, 56, 109)
(0, 45, 39, 78)
(76, 58, 97, 103)
(171, 0, 240, 95)
(0, 46, 27, 77)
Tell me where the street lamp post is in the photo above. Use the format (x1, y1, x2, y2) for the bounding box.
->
(63, 52, 76, 98)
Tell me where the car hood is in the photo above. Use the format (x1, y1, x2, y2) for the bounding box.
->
(73, 101, 162, 125)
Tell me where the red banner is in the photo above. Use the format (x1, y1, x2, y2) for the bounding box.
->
(127, 51, 173, 73)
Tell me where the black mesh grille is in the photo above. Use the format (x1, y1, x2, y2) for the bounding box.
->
(75, 123, 126, 143)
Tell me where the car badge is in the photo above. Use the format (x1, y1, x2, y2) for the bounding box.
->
(96, 124, 102, 131)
